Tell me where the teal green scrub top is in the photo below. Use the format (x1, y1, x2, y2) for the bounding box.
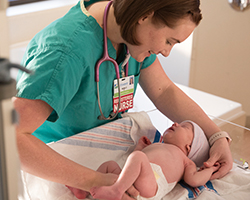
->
(16, 0, 157, 143)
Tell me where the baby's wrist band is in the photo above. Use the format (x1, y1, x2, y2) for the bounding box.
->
(209, 131, 232, 147)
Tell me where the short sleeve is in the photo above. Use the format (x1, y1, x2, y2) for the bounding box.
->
(141, 54, 157, 70)
(16, 47, 85, 122)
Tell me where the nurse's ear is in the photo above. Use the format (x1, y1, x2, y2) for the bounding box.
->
(138, 12, 154, 24)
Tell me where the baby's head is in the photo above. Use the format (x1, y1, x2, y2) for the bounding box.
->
(163, 120, 210, 167)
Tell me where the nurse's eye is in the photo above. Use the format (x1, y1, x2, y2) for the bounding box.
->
(166, 40, 172, 46)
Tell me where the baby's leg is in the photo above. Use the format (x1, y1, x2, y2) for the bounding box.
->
(124, 151, 158, 198)
(90, 151, 157, 200)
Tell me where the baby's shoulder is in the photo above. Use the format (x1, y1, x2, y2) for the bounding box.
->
(183, 156, 196, 168)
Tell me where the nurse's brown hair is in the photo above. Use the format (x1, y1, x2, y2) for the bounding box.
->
(113, 0, 202, 45)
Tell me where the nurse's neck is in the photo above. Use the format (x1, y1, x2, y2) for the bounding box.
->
(106, 4, 125, 52)
(87, 1, 125, 53)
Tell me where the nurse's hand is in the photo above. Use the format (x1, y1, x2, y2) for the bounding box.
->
(66, 175, 139, 200)
(204, 138, 233, 179)
(66, 185, 139, 199)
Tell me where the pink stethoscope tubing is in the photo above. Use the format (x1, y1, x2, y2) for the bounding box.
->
(95, 1, 128, 120)
(95, 1, 119, 83)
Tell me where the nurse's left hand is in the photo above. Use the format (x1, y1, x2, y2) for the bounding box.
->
(203, 138, 233, 179)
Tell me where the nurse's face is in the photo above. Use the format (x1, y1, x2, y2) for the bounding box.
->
(126, 15, 196, 62)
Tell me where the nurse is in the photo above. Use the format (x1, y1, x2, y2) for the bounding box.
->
(13, 0, 233, 199)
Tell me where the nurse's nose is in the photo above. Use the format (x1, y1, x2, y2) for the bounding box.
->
(160, 49, 171, 57)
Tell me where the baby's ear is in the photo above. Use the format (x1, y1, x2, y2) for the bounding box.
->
(185, 144, 191, 155)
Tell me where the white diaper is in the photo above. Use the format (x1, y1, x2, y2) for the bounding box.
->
(136, 163, 176, 200)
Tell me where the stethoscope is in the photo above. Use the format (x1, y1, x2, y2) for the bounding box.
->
(96, 1, 130, 120)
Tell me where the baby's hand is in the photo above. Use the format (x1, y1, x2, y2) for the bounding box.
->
(134, 136, 151, 151)
(199, 162, 220, 173)
(140, 136, 151, 145)
(212, 162, 221, 173)
(138, 136, 151, 147)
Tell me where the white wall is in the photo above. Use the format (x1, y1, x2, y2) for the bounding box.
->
(189, 0, 250, 127)
(0, 0, 9, 58)
(158, 33, 193, 86)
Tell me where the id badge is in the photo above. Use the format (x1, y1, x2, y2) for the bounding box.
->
(113, 75, 134, 113)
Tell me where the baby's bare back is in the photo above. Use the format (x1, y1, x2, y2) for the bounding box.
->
(142, 143, 187, 183)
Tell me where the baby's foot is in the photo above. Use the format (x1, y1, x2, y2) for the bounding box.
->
(90, 186, 122, 200)
(66, 185, 89, 199)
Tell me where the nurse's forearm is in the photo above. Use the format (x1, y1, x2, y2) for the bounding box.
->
(17, 132, 106, 191)
(139, 59, 220, 139)
(154, 84, 221, 139)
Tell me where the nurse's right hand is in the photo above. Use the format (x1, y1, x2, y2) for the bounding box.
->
(66, 175, 139, 199)
(66, 185, 138, 199)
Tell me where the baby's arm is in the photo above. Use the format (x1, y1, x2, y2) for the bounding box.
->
(183, 159, 220, 188)
(133, 136, 151, 151)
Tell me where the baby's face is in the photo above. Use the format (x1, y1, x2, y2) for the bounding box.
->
(162, 122, 194, 154)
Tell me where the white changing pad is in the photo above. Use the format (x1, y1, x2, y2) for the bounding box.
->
(19, 112, 250, 200)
